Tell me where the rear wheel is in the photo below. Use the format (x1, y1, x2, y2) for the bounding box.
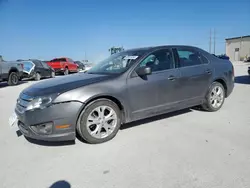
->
(77, 99, 121, 144)
(202, 82, 225, 112)
(8, 72, 19, 86)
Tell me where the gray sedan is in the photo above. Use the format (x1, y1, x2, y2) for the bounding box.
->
(11, 45, 234, 144)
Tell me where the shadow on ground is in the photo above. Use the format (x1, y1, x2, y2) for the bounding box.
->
(50, 180, 71, 188)
(24, 136, 75, 147)
(234, 75, 250, 85)
(121, 108, 192, 130)
(0, 81, 28, 88)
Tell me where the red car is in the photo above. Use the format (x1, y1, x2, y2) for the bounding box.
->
(47, 57, 78, 75)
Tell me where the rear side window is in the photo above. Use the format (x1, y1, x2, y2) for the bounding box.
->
(34, 61, 43, 67)
(200, 54, 209, 64)
(59, 58, 66, 62)
(177, 49, 203, 67)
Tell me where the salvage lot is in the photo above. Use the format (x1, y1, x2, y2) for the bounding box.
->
(0, 63, 250, 188)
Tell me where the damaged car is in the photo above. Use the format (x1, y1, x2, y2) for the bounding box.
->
(10, 45, 234, 144)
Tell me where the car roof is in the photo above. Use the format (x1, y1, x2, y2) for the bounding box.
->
(128, 45, 201, 51)
(125, 45, 203, 53)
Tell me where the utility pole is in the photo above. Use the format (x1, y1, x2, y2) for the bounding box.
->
(213, 29, 216, 54)
(209, 29, 212, 53)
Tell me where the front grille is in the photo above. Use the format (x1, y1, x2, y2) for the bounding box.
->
(16, 93, 34, 113)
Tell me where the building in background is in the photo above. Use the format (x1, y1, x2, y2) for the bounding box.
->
(225, 35, 250, 61)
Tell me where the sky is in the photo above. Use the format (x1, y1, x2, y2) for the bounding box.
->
(0, 0, 250, 62)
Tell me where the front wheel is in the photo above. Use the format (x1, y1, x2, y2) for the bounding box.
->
(202, 82, 225, 112)
(77, 99, 121, 144)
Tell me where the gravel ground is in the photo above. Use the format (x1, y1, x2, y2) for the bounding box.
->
(0, 63, 250, 188)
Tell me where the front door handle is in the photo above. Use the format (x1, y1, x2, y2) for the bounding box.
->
(205, 69, 212, 74)
(168, 75, 176, 81)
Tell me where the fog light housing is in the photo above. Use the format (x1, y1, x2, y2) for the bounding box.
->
(30, 122, 53, 135)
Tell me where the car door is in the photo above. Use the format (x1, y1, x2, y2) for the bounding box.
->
(126, 48, 181, 121)
(34, 60, 47, 77)
(174, 47, 212, 104)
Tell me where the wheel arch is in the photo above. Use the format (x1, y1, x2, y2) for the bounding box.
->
(212, 78, 228, 97)
(8, 67, 18, 75)
(78, 95, 127, 124)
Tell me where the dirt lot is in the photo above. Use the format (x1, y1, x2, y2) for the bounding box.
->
(0, 63, 250, 188)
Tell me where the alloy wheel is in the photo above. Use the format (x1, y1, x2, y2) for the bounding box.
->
(210, 86, 224, 109)
(86, 106, 118, 139)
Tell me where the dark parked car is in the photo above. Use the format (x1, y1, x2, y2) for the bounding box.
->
(21, 59, 55, 81)
(10, 45, 234, 144)
(74, 61, 85, 71)
(217, 54, 230, 60)
(248, 67, 250, 75)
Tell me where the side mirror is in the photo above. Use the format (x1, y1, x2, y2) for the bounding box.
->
(136, 66, 152, 76)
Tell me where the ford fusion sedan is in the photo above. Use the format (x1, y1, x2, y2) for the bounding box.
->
(10, 45, 234, 144)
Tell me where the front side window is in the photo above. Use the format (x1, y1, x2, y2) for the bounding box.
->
(34, 60, 43, 68)
(138, 49, 174, 72)
(87, 50, 147, 75)
(177, 49, 203, 67)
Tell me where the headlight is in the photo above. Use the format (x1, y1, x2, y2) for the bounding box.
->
(26, 96, 53, 111)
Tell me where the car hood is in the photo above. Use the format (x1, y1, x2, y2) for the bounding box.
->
(22, 73, 113, 96)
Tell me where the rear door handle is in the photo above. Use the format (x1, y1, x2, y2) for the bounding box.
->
(205, 69, 212, 74)
(168, 75, 176, 81)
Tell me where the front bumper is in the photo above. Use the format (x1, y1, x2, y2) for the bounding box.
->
(15, 101, 83, 141)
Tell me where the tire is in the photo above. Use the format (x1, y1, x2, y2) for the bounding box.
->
(64, 68, 69, 75)
(51, 71, 55, 78)
(202, 82, 225, 112)
(35, 72, 41, 81)
(77, 99, 121, 144)
(8, 72, 19, 86)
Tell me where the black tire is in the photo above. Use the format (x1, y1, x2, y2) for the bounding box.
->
(77, 99, 121, 144)
(35, 72, 41, 81)
(201, 82, 225, 112)
(8, 72, 19, 86)
(51, 71, 55, 78)
(64, 68, 69, 75)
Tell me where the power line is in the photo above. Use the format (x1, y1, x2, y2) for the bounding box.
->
(209, 29, 212, 53)
(214, 29, 216, 54)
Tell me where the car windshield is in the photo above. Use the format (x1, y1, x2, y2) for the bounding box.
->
(87, 50, 146, 75)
